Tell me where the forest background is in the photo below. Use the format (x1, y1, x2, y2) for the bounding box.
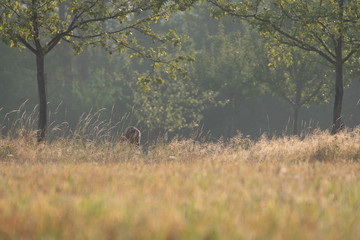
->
(1, 2, 359, 144)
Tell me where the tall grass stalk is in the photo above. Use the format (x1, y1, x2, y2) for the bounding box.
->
(0, 101, 133, 145)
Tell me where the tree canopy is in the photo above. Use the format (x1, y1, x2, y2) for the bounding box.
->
(0, 1, 359, 141)
(266, 49, 332, 135)
(208, 0, 360, 134)
(0, 0, 194, 141)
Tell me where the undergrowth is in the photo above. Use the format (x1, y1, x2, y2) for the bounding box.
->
(0, 106, 360, 240)
(1, 127, 359, 164)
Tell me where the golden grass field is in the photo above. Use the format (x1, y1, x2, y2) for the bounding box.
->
(0, 128, 360, 240)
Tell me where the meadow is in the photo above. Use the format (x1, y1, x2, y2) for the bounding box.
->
(0, 126, 360, 240)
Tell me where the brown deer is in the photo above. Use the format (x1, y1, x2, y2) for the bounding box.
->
(120, 126, 141, 146)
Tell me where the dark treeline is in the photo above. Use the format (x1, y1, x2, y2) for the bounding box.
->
(0, 4, 359, 143)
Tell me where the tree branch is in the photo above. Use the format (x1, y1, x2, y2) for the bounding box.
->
(310, 30, 336, 59)
(18, 37, 37, 54)
(300, 80, 324, 106)
(208, 0, 337, 65)
(343, 46, 360, 63)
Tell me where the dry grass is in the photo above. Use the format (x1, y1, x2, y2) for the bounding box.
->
(0, 127, 360, 240)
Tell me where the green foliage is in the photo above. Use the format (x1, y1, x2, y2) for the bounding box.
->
(47, 43, 210, 135)
(266, 48, 333, 108)
(133, 77, 215, 133)
(1, 0, 359, 140)
(208, 0, 360, 67)
(0, 0, 194, 81)
(191, 22, 269, 138)
(264, 47, 334, 134)
(208, 0, 360, 133)
(0, 0, 198, 141)
(0, 43, 36, 112)
(72, 68, 119, 110)
(194, 23, 267, 102)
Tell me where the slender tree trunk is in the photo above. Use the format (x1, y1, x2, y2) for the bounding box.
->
(60, 45, 73, 119)
(223, 97, 236, 141)
(293, 78, 302, 136)
(293, 106, 299, 136)
(331, 0, 345, 134)
(331, 39, 344, 134)
(228, 97, 236, 139)
(332, 61, 344, 134)
(36, 52, 47, 142)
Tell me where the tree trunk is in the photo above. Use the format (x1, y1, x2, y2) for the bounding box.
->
(331, 38, 344, 134)
(228, 97, 236, 139)
(60, 44, 73, 120)
(36, 52, 47, 142)
(293, 106, 299, 136)
(223, 97, 236, 141)
(293, 78, 302, 136)
(331, 0, 345, 134)
(331, 62, 344, 134)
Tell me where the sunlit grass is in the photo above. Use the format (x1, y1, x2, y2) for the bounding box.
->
(0, 125, 360, 239)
